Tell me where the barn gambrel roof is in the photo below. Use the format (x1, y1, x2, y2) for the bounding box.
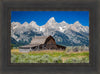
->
(19, 35, 55, 48)
(30, 35, 54, 45)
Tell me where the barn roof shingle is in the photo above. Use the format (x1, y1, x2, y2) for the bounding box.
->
(30, 35, 50, 45)
(19, 44, 39, 48)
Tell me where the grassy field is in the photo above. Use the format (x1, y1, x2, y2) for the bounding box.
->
(11, 48, 89, 63)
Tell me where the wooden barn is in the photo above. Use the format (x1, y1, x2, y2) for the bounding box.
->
(19, 35, 66, 52)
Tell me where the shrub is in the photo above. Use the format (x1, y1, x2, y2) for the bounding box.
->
(80, 57, 89, 63)
(11, 54, 17, 63)
(73, 47, 79, 52)
(36, 58, 50, 63)
(64, 57, 89, 63)
(11, 50, 89, 63)
(52, 56, 63, 63)
(66, 47, 72, 52)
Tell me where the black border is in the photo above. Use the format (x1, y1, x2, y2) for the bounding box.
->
(0, 0, 99, 74)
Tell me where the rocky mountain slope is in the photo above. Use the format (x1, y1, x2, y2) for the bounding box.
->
(11, 17, 89, 47)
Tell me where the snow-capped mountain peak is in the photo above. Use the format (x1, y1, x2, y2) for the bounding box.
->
(73, 21, 82, 26)
(22, 22, 28, 25)
(11, 18, 89, 47)
(47, 17, 56, 24)
(11, 22, 21, 26)
(29, 21, 36, 24)
(49, 17, 55, 21)
(11, 22, 21, 29)
(60, 21, 66, 23)
(29, 21, 39, 28)
(74, 21, 80, 24)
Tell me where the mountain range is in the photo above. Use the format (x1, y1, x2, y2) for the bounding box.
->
(11, 17, 89, 47)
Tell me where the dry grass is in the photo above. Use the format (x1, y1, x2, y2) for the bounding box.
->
(11, 49, 64, 54)
(11, 49, 19, 52)
(30, 50, 64, 54)
(66, 51, 89, 54)
(11, 49, 88, 54)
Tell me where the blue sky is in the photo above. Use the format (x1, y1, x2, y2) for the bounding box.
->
(11, 11, 89, 26)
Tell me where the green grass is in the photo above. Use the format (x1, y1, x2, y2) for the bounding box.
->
(11, 49, 89, 63)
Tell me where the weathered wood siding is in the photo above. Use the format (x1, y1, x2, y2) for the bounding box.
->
(56, 45, 66, 50)
(45, 38, 57, 49)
